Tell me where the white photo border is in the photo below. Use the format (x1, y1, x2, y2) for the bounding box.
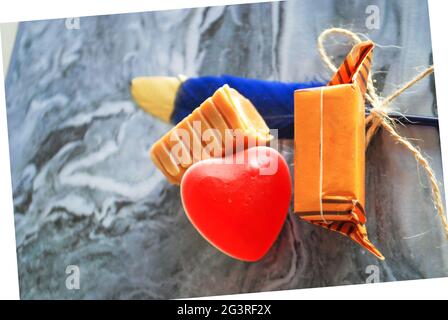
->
(0, 0, 447, 300)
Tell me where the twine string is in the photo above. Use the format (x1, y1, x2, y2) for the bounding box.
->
(319, 87, 328, 224)
(317, 28, 448, 239)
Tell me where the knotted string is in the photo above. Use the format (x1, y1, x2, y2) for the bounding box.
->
(317, 27, 448, 239)
(319, 87, 327, 224)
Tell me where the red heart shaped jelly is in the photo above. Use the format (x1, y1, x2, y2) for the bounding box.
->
(180, 146, 292, 261)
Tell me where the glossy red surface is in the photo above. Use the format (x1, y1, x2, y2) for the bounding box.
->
(181, 146, 292, 261)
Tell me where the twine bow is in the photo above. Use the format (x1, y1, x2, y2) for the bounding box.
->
(317, 28, 448, 239)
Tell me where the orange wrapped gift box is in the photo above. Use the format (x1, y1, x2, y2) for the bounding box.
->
(294, 41, 384, 260)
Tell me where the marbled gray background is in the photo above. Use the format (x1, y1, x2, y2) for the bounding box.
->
(4, 0, 447, 299)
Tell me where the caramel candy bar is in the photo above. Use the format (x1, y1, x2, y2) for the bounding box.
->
(150, 85, 272, 184)
(294, 41, 384, 260)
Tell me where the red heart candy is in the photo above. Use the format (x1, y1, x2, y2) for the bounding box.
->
(180, 146, 292, 261)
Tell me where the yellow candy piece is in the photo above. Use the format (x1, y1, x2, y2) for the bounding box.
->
(130, 75, 186, 122)
(150, 85, 272, 184)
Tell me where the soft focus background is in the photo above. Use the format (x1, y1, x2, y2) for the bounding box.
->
(3, 0, 446, 299)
